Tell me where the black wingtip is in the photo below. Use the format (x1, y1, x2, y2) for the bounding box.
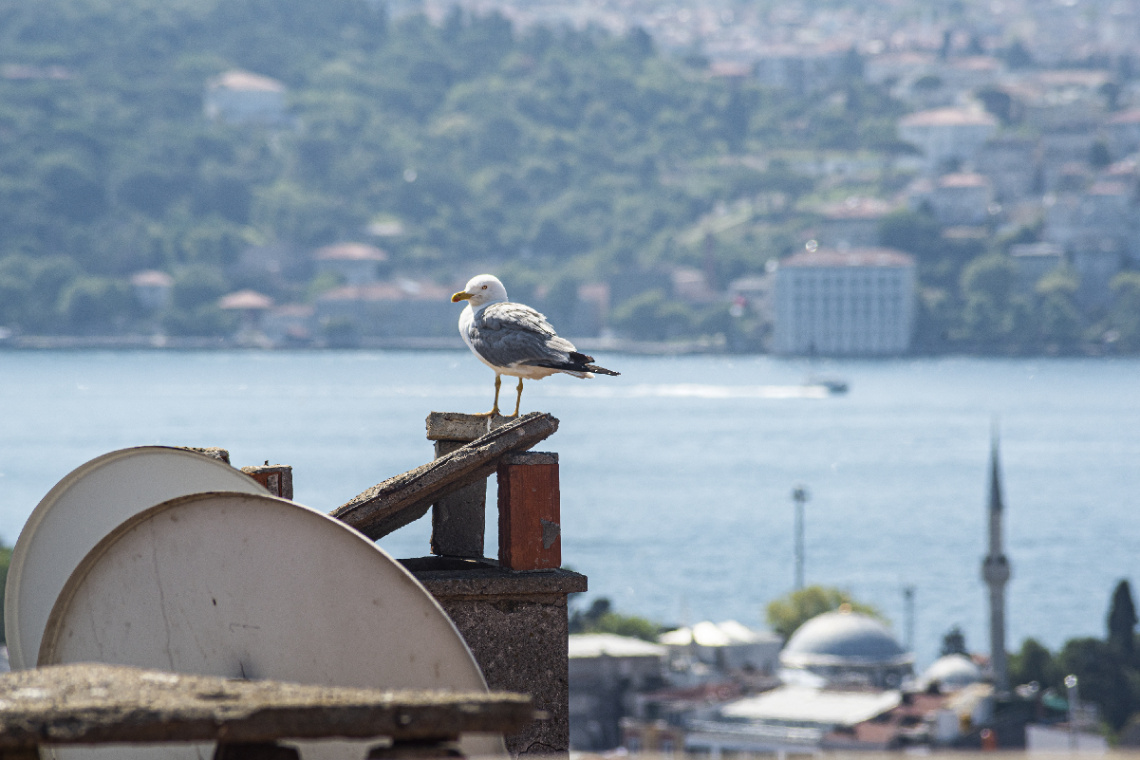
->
(586, 365, 620, 376)
(567, 351, 618, 376)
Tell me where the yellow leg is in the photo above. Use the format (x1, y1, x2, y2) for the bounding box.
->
(510, 378, 524, 417)
(482, 375, 502, 417)
(473, 375, 502, 417)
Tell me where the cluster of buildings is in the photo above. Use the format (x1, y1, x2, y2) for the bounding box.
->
(186, 0, 1140, 356)
(571, 608, 1032, 754)
(567, 438, 1107, 754)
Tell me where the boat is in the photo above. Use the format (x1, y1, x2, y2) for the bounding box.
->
(804, 377, 849, 395)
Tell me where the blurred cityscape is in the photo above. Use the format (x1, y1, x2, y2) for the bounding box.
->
(3, 0, 1140, 353)
(566, 437, 1134, 753)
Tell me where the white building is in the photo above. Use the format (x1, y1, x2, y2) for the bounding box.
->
(898, 106, 999, 174)
(927, 172, 994, 227)
(772, 248, 916, 356)
(129, 270, 173, 312)
(658, 620, 782, 675)
(204, 69, 288, 126)
(313, 242, 389, 286)
(569, 634, 667, 751)
(778, 609, 915, 690)
(683, 609, 917, 755)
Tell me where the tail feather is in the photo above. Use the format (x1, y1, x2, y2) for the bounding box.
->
(533, 351, 620, 376)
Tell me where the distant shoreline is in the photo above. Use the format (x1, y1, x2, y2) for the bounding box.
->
(0, 333, 728, 356)
(1, 334, 1123, 358)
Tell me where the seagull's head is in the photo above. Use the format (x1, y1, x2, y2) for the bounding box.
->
(451, 274, 508, 308)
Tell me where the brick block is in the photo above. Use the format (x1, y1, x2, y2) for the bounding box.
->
(240, 464, 293, 499)
(497, 452, 560, 571)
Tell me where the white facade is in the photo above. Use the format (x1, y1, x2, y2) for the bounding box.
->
(772, 248, 916, 356)
(129, 270, 173, 312)
(928, 172, 994, 226)
(898, 107, 998, 174)
(658, 620, 782, 674)
(204, 70, 288, 126)
(313, 242, 389, 286)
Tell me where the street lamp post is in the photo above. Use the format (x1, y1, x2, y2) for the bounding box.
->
(1065, 674, 1080, 750)
(792, 485, 809, 590)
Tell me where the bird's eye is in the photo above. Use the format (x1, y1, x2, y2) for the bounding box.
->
(481, 285, 488, 290)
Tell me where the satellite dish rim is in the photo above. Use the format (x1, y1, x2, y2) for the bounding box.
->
(36, 490, 504, 759)
(5, 445, 268, 670)
(39, 490, 485, 683)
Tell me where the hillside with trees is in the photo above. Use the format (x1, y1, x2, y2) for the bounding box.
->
(1, 0, 1138, 351)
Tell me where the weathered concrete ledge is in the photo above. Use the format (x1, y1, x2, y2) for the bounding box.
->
(400, 558, 587, 599)
(425, 411, 519, 442)
(0, 663, 534, 751)
(501, 451, 558, 466)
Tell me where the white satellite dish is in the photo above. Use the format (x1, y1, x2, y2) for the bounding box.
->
(5, 446, 268, 671)
(38, 491, 505, 760)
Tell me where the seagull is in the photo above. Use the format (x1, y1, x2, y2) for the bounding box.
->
(451, 274, 619, 417)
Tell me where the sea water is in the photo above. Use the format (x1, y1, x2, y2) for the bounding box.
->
(1, 349, 1138, 669)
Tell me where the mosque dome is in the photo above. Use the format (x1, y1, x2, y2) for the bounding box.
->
(919, 654, 982, 692)
(779, 608, 914, 689)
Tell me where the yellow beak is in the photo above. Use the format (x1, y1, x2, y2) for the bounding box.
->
(451, 291, 472, 303)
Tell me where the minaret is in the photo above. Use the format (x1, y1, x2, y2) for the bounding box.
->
(981, 427, 1011, 693)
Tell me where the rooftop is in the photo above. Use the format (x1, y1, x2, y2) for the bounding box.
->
(314, 243, 389, 262)
(899, 107, 998, 128)
(780, 248, 915, 269)
(569, 633, 666, 659)
(819, 197, 895, 220)
(130, 270, 173, 288)
(938, 172, 990, 189)
(721, 685, 902, 726)
(218, 290, 274, 310)
(208, 70, 286, 93)
(781, 609, 912, 668)
(659, 620, 780, 648)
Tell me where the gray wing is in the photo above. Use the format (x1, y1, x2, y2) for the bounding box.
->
(468, 302, 576, 368)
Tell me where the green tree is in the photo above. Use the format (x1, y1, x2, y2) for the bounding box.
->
(38, 153, 106, 224)
(1108, 579, 1137, 657)
(765, 585, 881, 641)
(170, 266, 229, 312)
(610, 289, 693, 341)
(941, 625, 969, 656)
(0, 254, 83, 332)
(962, 253, 1016, 304)
(956, 253, 1018, 349)
(1058, 637, 1135, 732)
(1036, 268, 1083, 350)
(1009, 637, 1060, 687)
(162, 266, 235, 337)
(569, 597, 664, 642)
(117, 169, 185, 217)
(978, 87, 1015, 125)
(57, 276, 133, 333)
(878, 210, 946, 279)
(913, 287, 956, 351)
